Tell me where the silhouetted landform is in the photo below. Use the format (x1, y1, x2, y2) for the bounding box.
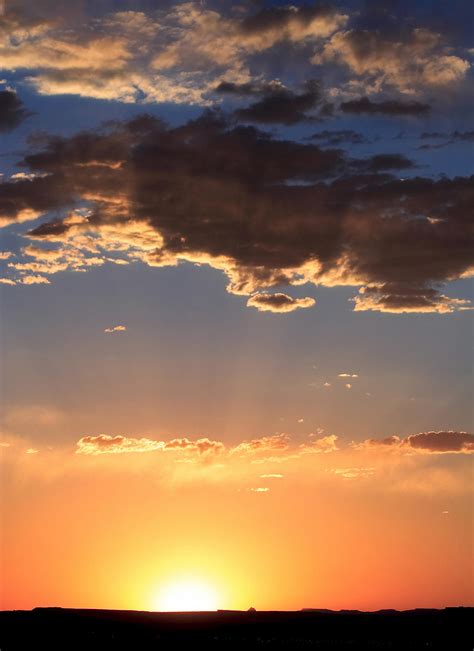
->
(0, 607, 471, 650)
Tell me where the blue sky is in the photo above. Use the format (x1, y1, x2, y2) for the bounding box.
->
(0, 0, 473, 449)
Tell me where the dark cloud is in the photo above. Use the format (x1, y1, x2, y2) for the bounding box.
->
(233, 80, 332, 125)
(0, 176, 73, 227)
(406, 431, 474, 453)
(240, 4, 341, 36)
(26, 219, 73, 238)
(445, 130, 474, 142)
(420, 132, 445, 139)
(2, 111, 473, 313)
(310, 130, 369, 146)
(353, 284, 470, 314)
(356, 154, 415, 173)
(417, 130, 474, 150)
(340, 96, 431, 116)
(421, 130, 474, 142)
(345, 0, 474, 44)
(417, 142, 449, 151)
(214, 81, 272, 97)
(0, 90, 32, 132)
(361, 431, 474, 453)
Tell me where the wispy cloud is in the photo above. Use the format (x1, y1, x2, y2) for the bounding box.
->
(104, 325, 127, 333)
(327, 466, 375, 480)
(314, 28, 469, 93)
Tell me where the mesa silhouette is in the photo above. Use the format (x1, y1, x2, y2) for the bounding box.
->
(0, 606, 471, 650)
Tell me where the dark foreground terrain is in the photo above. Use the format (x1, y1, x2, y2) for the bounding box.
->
(0, 606, 472, 650)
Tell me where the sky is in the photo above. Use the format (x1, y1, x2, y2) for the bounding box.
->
(0, 0, 473, 612)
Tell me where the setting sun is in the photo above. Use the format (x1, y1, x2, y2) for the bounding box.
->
(154, 579, 220, 612)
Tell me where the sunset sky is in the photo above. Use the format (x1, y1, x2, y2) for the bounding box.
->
(0, 0, 473, 612)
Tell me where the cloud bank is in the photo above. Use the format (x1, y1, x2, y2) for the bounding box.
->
(75, 430, 473, 459)
(0, 2, 469, 105)
(0, 111, 472, 313)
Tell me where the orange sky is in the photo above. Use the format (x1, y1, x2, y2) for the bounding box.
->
(1, 432, 472, 611)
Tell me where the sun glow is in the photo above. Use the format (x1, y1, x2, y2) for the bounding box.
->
(154, 579, 220, 612)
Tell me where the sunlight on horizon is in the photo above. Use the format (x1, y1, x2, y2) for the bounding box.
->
(153, 579, 221, 612)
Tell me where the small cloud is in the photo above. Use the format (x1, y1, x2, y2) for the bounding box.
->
(355, 431, 474, 454)
(26, 448, 39, 454)
(0, 278, 16, 285)
(442, 511, 449, 515)
(298, 418, 304, 423)
(328, 466, 375, 480)
(106, 258, 129, 265)
(231, 433, 290, 455)
(20, 275, 50, 285)
(233, 80, 330, 125)
(247, 292, 316, 313)
(345, 383, 352, 389)
(406, 431, 473, 454)
(309, 428, 325, 437)
(301, 434, 338, 454)
(164, 437, 225, 456)
(323, 382, 331, 387)
(309, 129, 369, 146)
(249, 487, 270, 493)
(259, 473, 283, 479)
(340, 97, 430, 116)
(338, 373, 358, 378)
(104, 325, 127, 333)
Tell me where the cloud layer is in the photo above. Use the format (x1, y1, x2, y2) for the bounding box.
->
(75, 431, 337, 459)
(0, 2, 470, 104)
(0, 2, 348, 104)
(0, 111, 472, 313)
(70, 430, 474, 459)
